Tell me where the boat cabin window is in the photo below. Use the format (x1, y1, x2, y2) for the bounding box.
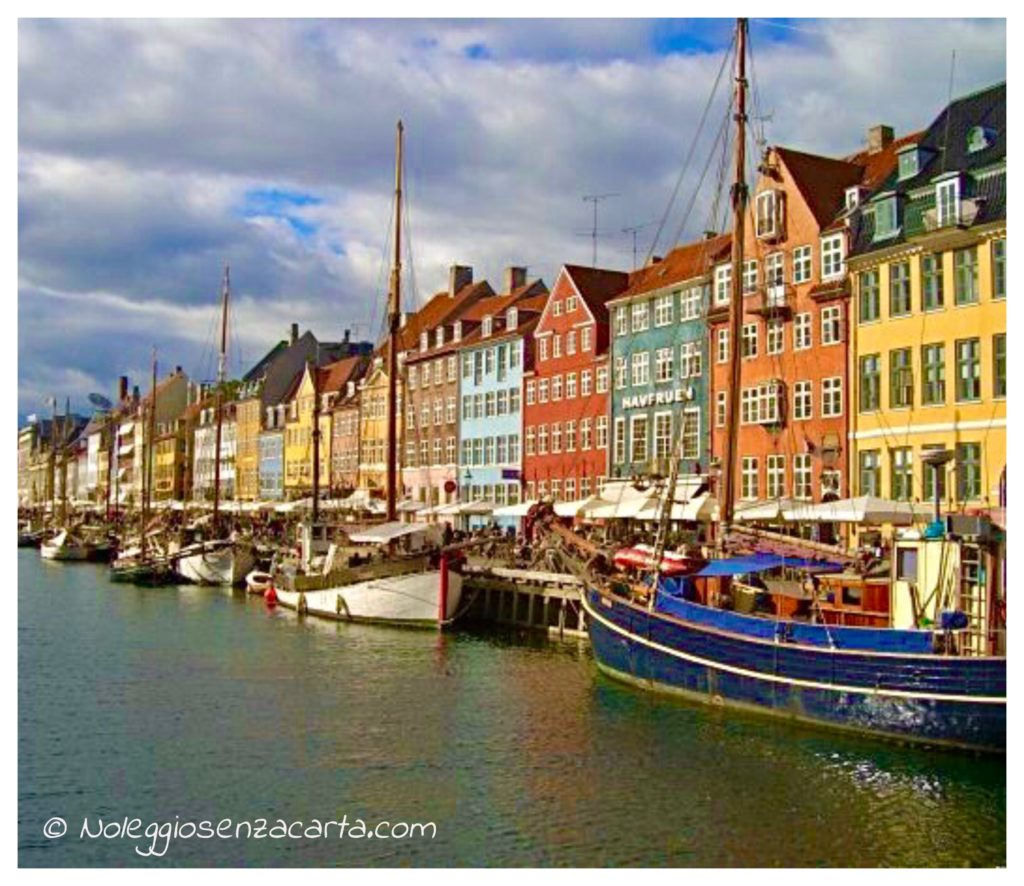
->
(896, 547, 918, 581)
(841, 586, 863, 607)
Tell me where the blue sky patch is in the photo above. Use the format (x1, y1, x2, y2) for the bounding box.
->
(463, 42, 492, 60)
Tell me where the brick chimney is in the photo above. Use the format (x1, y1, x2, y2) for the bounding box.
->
(448, 264, 473, 297)
(868, 124, 894, 155)
(118, 376, 128, 404)
(504, 266, 528, 293)
(290, 323, 299, 345)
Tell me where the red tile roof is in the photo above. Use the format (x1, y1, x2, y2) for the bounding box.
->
(316, 355, 368, 394)
(844, 130, 926, 191)
(618, 234, 732, 299)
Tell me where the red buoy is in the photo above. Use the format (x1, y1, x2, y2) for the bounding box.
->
(264, 585, 278, 606)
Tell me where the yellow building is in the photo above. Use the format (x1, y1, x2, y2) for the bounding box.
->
(283, 366, 316, 496)
(848, 83, 1005, 515)
(153, 423, 187, 501)
(235, 396, 263, 501)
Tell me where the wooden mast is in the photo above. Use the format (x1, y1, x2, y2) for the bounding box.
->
(311, 356, 321, 526)
(212, 265, 230, 534)
(385, 120, 403, 523)
(719, 18, 748, 543)
(141, 349, 157, 560)
(60, 397, 70, 526)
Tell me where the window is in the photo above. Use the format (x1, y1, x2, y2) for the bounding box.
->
(742, 260, 758, 294)
(859, 269, 880, 322)
(581, 370, 592, 396)
(890, 348, 913, 408)
(793, 454, 812, 500)
(654, 348, 674, 383)
(506, 308, 518, 331)
(552, 334, 562, 358)
(891, 447, 913, 500)
(680, 286, 702, 320)
(794, 313, 811, 350)
(680, 341, 701, 378)
(434, 398, 444, 425)
(766, 319, 784, 355)
(873, 196, 898, 239)
(765, 252, 784, 287)
(496, 389, 509, 416)
(551, 375, 562, 402)
(446, 437, 456, 465)
(741, 457, 759, 499)
(630, 416, 648, 463)
(897, 147, 919, 180)
(537, 425, 548, 455)
(596, 415, 608, 449)
(936, 176, 960, 227)
(631, 352, 650, 387)
(654, 293, 674, 326)
(654, 413, 672, 460)
(566, 296, 577, 312)
(715, 392, 727, 427)
(859, 354, 880, 412)
(821, 305, 843, 345)
(614, 306, 628, 337)
(552, 300, 562, 317)
(956, 442, 982, 501)
(481, 316, 493, 338)
(992, 239, 1006, 300)
(922, 443, 948, 503)
(496, 346, 508, 382)
(596, 366, 609, 394)
(756, 190, 779, 238)
(821, 234, 844, 279)
(821, 470, 841, 499)
(716, 328, 729, 363)
(614, 357, 626, 390)
(859, 450, 880, 497)
(631, 302, 649, 332)
(822, 377, 843, 417)
(714, 265, 732, 305)
(889, 261, 911, 316)
(793, 245, 812, 284)
(921, 254, 944, 311)
(613, 418, 625, 463)
(581, 325, 593, 351)
(767, 455, 785, 499)
(538, 379, 549, 403)
(954, 248, 978, 305)
(462, 353, 472, 379)
(580, 418, 592, 450)
(538, 337, 549, 362)
(681, 408, 700, 460)
(567, 330, 577, 355)
(741, 381, 783, 425)
(994, 333, 1006, 398)
(485, 392, 496, 418)
(408, 366, 418, 389)
(525, 426, 535, 456)
(955, 338, 981, 401)
(566, 373, 577, 399)
(551, 423, 561, 453)
(793, 380, 812, 421)
(921, 343, 946, 405)
(525, 380, 536, 406)
(742, 322, 758, 358)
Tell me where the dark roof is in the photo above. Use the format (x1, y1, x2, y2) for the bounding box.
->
(849, 82, 1005, 256)
(242, 339, 288, 383)
(560, 265, 631, 321)
(775, 147, 864, 229)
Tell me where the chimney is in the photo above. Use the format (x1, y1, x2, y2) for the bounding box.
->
(343, 329, 350, 344)
(703, 230, 718, 240)
(290, 323, 299, 345)
(448, 264, 473, 297)
(174, 365, 182, 375)
(868, 124, 894, 155)
(646, 255, 664, 267)
(131, 385, 140, 405)
(504, 266, 528, 293)
(118, 376, 128, 403)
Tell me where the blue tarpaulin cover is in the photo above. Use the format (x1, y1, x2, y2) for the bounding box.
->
(695, 553, 844, 577)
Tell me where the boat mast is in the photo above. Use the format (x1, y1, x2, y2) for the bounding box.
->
(48, 397, 57, 521)
(212, 265, 229, 535)
(385, 120, 403, 523)
(311, 356, 321, 525)
(60, 396, 70, 526)
(141, 349, 157, 560)
(719, 17, 748, 545)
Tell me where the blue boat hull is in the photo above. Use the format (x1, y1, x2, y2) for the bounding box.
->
(582, 588, 1006, 753)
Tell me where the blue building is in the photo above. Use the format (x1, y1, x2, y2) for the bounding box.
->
(456, 279, 547, 528)
(258, 418, 285, 501)
(607, 235, 730, 484)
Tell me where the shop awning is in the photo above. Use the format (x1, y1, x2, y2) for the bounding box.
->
(782, 495, 930, 525)
(492, 500, 537, 518)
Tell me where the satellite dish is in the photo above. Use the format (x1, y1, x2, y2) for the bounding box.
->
(88, 393, 113, 410)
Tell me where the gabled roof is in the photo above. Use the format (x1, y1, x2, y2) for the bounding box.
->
(317, 355, 368, 395)
(775, 147, 865, 229)
(616, 234, 731, 301)
(456, 278, 544, 324)
(558, 265, 631, 320)
(844, 130, 927, 192)
(242, 339, 288, 383)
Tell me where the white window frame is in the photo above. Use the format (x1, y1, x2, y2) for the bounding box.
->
(794, 312, 812, 351)
(820, 234, 845, 281)
(792, 245, 812, 284)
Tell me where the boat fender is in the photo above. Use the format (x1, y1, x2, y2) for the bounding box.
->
(264, 585, 278, 606)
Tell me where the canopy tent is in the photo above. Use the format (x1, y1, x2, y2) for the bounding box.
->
(586, 477, 709, 521)
(347, 521, 431, 544)
(633, 491, 718, 523)
(734, 498, 801, 522)
(554, 496, 600, 518)
(396, 499, 426, 513)
(696, 553, 844, 577)
(584, 485, 659, 520)
(782, 495, 930, 525)
(456, 500, 497, 516)
(492, 500, 538, 518)
(274, 498, 310, 513)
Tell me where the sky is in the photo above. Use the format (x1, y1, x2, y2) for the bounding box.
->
(17, 17, 1006, 419)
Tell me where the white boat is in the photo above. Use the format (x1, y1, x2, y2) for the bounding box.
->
(273, 563, 464, 627)
(175, 540, 256, 586)
(245, 569, 274, 595)
(40, 529, 90, 561)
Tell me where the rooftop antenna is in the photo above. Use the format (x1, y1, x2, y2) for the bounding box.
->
(621, 221, 654, 270)
(582, 193, 618, 266)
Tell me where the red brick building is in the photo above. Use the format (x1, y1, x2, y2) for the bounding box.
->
(709, 132, 912, 511)
(523, 265, 630, 503)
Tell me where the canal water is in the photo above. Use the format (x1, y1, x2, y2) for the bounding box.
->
(19, 550, 1005, 867)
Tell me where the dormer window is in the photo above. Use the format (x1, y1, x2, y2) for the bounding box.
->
(506, 307, 518, 330)
(936, 175, 960, 227)
(420, 331, 429, 352)
(967, 126, 994, 154)
(346, 381, 355, 397)
(482, 315, 493, 338)
(897, 144, 920, 180)
(845, 186, 865, 210)
(435, 327, 445, 347)
(453, 321, 462, 342)
(872, 194, 899, 241)
(755, 189, 783, 239)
